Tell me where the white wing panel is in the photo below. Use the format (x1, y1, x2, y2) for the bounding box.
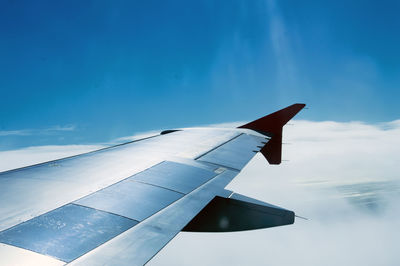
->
(0, 243, 65, 266)
(197, 133, 267, 170)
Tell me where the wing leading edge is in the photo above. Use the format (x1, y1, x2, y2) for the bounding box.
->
(0, 103, 305, 265)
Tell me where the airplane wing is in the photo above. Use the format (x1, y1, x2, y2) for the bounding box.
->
(0, 104, 305, 266)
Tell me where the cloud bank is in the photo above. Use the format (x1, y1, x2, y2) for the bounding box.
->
(1, 120, 399, 265)
(149, 120, 400, 266)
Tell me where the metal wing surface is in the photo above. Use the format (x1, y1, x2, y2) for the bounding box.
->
(0, 104, 305, 265)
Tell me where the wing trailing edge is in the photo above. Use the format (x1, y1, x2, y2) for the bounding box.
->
(238, 103, 306, 164)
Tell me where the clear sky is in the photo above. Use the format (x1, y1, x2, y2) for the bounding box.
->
(1, 0, 399, 149)
(1, 2, 400, 264)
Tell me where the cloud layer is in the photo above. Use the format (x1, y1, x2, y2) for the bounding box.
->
(149, 120, 400, 266)
(1, 120, 399, 265)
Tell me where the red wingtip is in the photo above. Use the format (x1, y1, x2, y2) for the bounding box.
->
(239, 103, 306, 164)
(238, 103, 306, 134)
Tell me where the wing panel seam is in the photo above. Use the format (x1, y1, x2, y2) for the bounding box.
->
(131, 180, 187, 195)
(194, 133, 243, 160)
(70, 203, 140, 223)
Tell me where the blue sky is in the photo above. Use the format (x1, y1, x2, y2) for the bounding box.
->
(1, 0, 399, 149)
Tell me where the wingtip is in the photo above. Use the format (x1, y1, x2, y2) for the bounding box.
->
(239, 103, 306, 165)
(238, 103, 306, 133)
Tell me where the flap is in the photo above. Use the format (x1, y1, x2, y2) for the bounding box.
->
(182, 193, 294, 232)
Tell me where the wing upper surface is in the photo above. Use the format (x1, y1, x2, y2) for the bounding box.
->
(0, 128, 266, 265)
(0, 129, 239, 232)
(0, 104, 304, 265)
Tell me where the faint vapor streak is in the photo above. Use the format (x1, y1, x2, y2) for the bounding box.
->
(266, 0, 298, 88)
(0, 125, 76, 137)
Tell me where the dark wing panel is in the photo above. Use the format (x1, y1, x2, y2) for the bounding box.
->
(75, 180, 184, 222)
(0, 204, 137, 262)
(74, 161, 218, 222)
(129, 161, 217, 194)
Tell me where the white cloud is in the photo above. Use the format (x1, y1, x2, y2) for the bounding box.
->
(0, 130, 32, 136)
(198, 121, 244, 128)
(0, 125, 76, 137)
(113, 130, 160, 143)
(266, 0, 299, 92)
(149, 120, 400, 266)
(44, 125, 76, 132)
(1, 120, 399, 265)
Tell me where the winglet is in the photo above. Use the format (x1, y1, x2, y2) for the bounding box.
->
(238, 103, 306, 164)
